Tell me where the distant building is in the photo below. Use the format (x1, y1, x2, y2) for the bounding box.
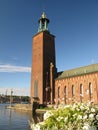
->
(31, 12, 98, 104)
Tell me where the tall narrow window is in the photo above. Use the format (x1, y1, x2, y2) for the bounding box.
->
(58, 87, 60, 98)
(80, 84, 83, 102)
(64, 86, 67, 103)
(89, 82, 92, 101)
(72, 85, 75, 98)
(34, 80, 38, 97)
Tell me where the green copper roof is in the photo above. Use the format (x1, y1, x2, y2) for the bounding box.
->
(57, 63, 98, 80)
(38, 12, 50, 33)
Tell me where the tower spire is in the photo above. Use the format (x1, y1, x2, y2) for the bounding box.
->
(38, 12, 50, 33)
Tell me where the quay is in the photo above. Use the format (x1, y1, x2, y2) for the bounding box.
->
(5, 104, 32, 111)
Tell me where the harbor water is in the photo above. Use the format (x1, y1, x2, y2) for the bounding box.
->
(0, 104, 32, 130)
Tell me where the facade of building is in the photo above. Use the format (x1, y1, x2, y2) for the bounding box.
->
(31, 12, 57, 104)
(31, 12, 98, 104)
(55, 64, 98, 104)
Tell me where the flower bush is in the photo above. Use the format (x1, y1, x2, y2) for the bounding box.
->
(30, 102, 98, 130)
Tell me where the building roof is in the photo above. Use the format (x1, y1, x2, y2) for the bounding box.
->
(56, 63, 98, 80)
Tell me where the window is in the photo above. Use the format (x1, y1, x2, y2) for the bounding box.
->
(72, 85, 75, 98)
(64, 86, 67, 103)
(80, 84, 83, 102)
(89, 82, 92, 100)
(64, 86, 66, 95)
(58, 87, 60, 98)
(34, 80, 38, 97)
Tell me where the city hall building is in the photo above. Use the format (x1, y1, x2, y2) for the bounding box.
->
(31, 12, 98, 104)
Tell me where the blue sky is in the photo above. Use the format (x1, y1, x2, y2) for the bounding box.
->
(0, 0, 98, 96)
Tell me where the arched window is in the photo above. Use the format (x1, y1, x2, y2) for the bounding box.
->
(72, 85, 75, 98)
(58, 87, 60, 98)
(34, 80, 38, 97)
(89, 82, 92, 101)
(80, 84, 83, 102)
(64, 86, 67, 103)
(64, 86, 66, 95)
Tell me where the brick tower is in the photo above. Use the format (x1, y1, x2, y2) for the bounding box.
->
(31, 12, 57, 104)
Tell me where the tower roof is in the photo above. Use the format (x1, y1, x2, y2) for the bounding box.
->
(38, 12, 50, 33)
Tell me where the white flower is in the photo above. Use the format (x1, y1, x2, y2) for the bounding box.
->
(96, 114, 98, 120)
(82, 124, 90, 130)
(57, 116, 63, 121)
(64, 104, 70, 108)
(91, 108, 95, 113)
(77, 115, 82, 120)
(53, 126, 58, 130)
(64, 117, 68, 122)
(80, 105, 84, 110)
(30, 123, 35, 129)
(43, 111, 53, 120)
(30, 102, 98, 130)
(76, 108, 80, 111)
(89, 113, 94, 120)
(83, 125, 89, 130)
(31, 123, 40, 130)
(34, 124, 40, 130)
(83, 115, 87, 120)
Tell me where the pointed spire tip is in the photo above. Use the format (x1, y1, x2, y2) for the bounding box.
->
(41, 12, 47, 18)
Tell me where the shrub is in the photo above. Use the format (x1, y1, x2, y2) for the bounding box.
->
(30, 102, 98, 130)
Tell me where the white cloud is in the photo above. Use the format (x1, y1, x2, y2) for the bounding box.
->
(0, 88, 30, 96)
(0, 64, 31, 73)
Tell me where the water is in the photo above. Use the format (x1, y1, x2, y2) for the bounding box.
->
(0, 104, 32, 130)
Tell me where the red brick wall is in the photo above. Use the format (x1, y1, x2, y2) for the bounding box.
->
(31, 32, 57, 104)
(31, 32, 43, 104)
(55, 72, 98, 104)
